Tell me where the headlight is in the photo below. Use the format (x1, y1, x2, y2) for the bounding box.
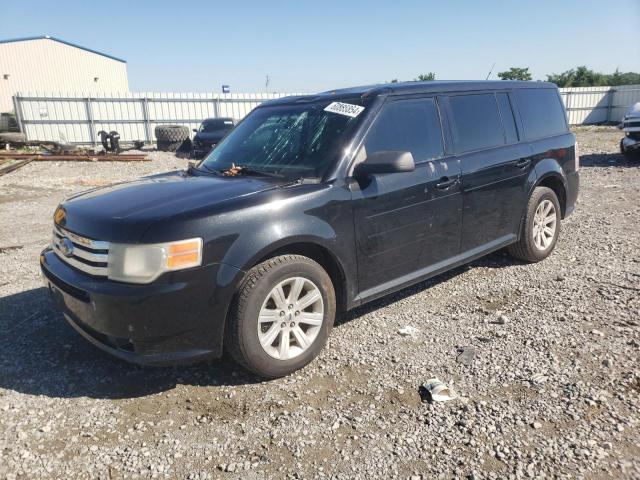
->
(107, 238, 203, 284)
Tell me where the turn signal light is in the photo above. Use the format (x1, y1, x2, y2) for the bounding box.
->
(166, 239, 202, 269)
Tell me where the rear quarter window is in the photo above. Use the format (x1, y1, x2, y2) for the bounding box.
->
(449, 93, 504, 153)
(515, 88, 568, 139)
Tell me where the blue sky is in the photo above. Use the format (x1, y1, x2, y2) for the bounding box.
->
(2, 0, 639, 93)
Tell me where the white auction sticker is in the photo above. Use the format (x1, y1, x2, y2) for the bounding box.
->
(324, 102, 365, 118)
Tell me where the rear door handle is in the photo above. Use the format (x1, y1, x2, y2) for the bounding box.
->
(435, 176, 458, 190)
(515, 159, 531, 169)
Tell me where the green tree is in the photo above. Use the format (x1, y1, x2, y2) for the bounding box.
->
(497, 67, 532, 81)
(605, 69, 640, 86)
(546, 66, 605, 87)
(545, 66, 640, 87)
(415, 72, 436, 81)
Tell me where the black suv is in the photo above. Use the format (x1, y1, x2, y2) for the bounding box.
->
(191, 117, 235, 158)
(41, 81, 579, 378)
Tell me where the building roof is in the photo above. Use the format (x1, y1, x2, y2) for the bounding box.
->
(0, 35, 126, 63)
(263, 80, 556, 106)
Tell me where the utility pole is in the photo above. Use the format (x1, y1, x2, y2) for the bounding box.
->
(265, 75, 270, 93)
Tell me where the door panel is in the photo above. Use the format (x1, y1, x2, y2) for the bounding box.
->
(350, 164, 430, 292)
(351, 159, 463, 293)
(351, 96, 462, 295)
(443, 91, 532, 253)
(459, 143, 532, 251)
(421, 157, 462, 266)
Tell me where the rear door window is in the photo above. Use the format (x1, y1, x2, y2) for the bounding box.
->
(363, 98, 444, 162)
(449, 94, 504, 152)
(515, 88, 568, 139)
(496, 92, 519, 144)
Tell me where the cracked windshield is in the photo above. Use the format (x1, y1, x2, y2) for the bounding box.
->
(200, 100, 368, 178)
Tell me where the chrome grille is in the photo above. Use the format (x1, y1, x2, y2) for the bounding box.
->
(52, 226, 110, 277)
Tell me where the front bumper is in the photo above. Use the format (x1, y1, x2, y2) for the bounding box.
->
(622, 135, 640, 152)
(192, 143, 215, 158)
(40, 247, 241, 365)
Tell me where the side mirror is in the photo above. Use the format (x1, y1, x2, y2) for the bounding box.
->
(192, 129, 198, 133)
(354, 151, 415, 176)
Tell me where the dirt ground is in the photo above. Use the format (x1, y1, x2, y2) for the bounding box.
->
(0, 127, 638, 479)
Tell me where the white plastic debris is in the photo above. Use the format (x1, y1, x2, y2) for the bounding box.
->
(398, 326, 419, 337)
(422, 378, 458, 402)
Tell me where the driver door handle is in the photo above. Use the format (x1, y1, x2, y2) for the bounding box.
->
(435, 176, 459, 190)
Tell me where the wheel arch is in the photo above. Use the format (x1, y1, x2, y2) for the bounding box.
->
(220, 236, 355, 354)
(531, 158, 568, 218)
(250, 240, 350, 316)
(536, 174, 567, 218)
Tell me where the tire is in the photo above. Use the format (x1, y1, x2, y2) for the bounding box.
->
(157, 139, 187, 152)
(621, 138, 640, 163)
(225, 255, 336, 378)
(0, 132, 27, 144)
(507, 186, 561, 263)
(154, 125, 189, 142)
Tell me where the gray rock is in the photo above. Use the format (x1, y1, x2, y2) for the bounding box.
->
(456, 346, 477, 366)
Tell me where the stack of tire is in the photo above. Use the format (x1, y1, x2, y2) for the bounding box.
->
(155, 125, 189, 152)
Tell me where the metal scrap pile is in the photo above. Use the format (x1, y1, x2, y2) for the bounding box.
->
(0, 130, 149, 176)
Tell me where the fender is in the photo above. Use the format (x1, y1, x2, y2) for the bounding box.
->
(204, 217, 354, 355)
(221, 229, 350, 289)
(214, 189, 356, 307)
(518, 157, 568, 237)
(531, 158, 568, 197)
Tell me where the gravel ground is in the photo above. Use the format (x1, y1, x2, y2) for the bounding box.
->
(0, 128, 638, 479)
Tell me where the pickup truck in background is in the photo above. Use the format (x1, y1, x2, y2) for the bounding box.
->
(620, 102, 640, 161)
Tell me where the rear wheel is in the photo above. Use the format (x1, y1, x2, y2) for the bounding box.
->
(225, 255, 336, 378)
(507, 186, 561, 262)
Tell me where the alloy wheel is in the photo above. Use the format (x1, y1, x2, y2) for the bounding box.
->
(532, 199, 557, 250)
(257, 277, 324, 360)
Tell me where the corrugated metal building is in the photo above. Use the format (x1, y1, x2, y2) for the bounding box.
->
(0, 36, 129, 113)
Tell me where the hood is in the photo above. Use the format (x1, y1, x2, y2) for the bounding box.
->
(622, 102, 640, 132)
(194, 131, 227, 143)
(625, 102, 640, 119)
(56, 170, 282, 242)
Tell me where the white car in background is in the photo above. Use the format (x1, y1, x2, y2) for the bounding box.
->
(620, 102, 640, 161)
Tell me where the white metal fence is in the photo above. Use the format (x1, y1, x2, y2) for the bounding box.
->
(559, 84, 640, 124)
(11, 85, 640, 145)
(12, 92, 302, 145)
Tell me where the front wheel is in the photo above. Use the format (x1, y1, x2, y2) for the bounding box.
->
(621, 137, 640, 163)
(507, 186, 561, 263)
(225, 255, 336, 378)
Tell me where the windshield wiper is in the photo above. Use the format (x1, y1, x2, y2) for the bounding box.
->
(188, 163, 220, 176)
(240, 166, 284, 178)
(223, 164, 284, 178)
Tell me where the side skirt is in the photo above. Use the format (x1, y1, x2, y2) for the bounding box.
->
(354, 234, 516, 306)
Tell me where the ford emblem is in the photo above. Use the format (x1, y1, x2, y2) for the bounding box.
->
(59, 237, 74, 257)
